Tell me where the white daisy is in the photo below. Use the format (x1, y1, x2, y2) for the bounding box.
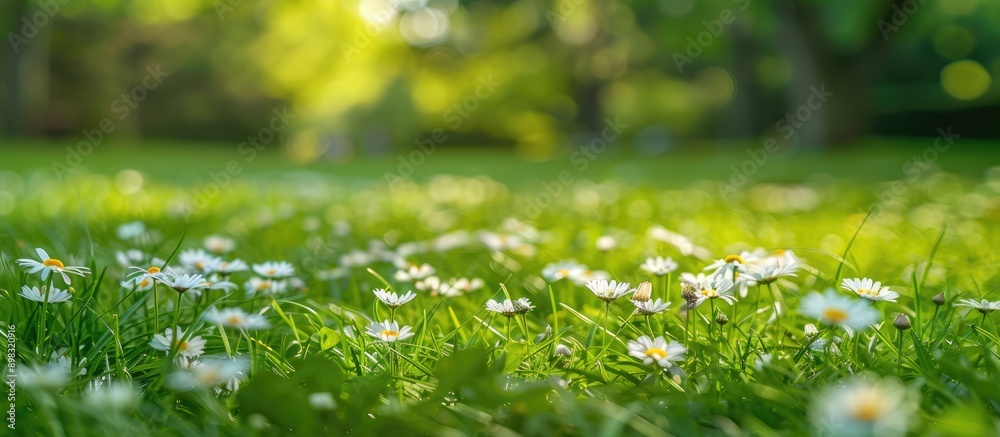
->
(956, 298, 1000, 314)
(640, 256, 679, 276)
(749, 249, 801, 285)
(85, 381, 139, 412)
(16, 361, 71, 391)
(704, 251, 763, 282)
(214, 259, 249, 275)
(116, 221, 147, 240)
(485, 299, 520, 317)
(415, 276, 444, 295)
(438, 277, 485, 297)
(799, 290, 881, 330)
(178, 249, 222, 275)
(513, 297, 535, 314)
(842, 278, 899, 302)
(168, 355, 249, 391)
(339, 250, 372, 267)
(585, 279, 633, 303)
(19, 285, 72, 304)
(122, 275, 155, 292)
(243, 277, 289, 296)
(596, 235, 617, 252)
(204, 307, 270, 329)
(203, 235, 236, 254)
(679, 273, 737, 307)
(154, 270, 208, 294)
(633, 298, 671, 316)
(115, 249, 146, 267)
(811, 377, 917, 437)
(150, 326, 207, 358)
(627, 336, 686, 368)
(365, 320, 415, 342)
(541, 260, 586, 282)
(373, 289, 417, 308)
(186, 276, 238, 299)
(16, 248, 91, 284)
(252, 261, 295, 278)
(393, 263, 436, 281)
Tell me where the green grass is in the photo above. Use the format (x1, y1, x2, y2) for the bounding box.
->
(1, 144, 999, 435)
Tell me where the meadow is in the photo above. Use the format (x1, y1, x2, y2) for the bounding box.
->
(1, 147, 1000, 436)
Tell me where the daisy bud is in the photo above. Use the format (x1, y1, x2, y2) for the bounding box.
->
(932, 292, 945, 306)
(804, 323, 819, 337)
(535, 325, 552, 343)
(715, 312, 729, 326)
(893, 314, 911, 331)
(633, 281, 652, 303)
(554, 344, 572, 356)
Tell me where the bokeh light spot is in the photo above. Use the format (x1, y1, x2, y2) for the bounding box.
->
(941, 60, 991, 100)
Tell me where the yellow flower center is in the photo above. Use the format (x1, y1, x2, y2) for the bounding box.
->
(195, 262, 205, 270)
(774, 249, 786, 256)
(380, 330, 398, 338)
(857, 288, 873, 296)
(724, 254, 745, 264)
(267, 269, 277, 275)
(227, 316, 244, 326)
(850, 390, 885, 422)
(147, 266, 161, 274)
(174, 340, 189, 351)
(823, 308, 848, 323)
(557, 269, 569, 277)
(700, 289, 717, 297)
(139, 279, 150, 287)
(645, 348, 667, 360)
(256, 281, 271, 291)
(43, 258, 65, 269)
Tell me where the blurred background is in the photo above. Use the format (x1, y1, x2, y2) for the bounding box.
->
(0, 0, 999, 166)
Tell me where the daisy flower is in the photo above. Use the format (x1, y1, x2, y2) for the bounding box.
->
(203, 235, 236, 254)
(438, 277, 485, 297)
(704, 250, 762, 283)
(627, 336, 686, 368)
(373, 289, 417, 308)
(214, 259, 249, 275)
(178, 249, 222, 275)
(393, 263, 436, 281)
(633, 298, 671, 316)
(585, 279, 633, 303)
(19, 285, 72, 304)
(568, 268, 610, 286)
(542, 260, 586, 282)
(596, 235, 617, 252)
(122, 275, 155, 292)
(252, 261, 295, 278)
(244, 277, 288, 296)
(749, 249, 801, 285)
(365, 320, 415, 342)
(85, 381, 139, 412)
(115, 249, 146, 267)
(811, 377, 916, 437)
(187, 276, 238, 299)
(799, 290, 881, 330)
(339, 250, 372, 267)
(154, 271, 208, 294)
(485, 299, 520, 317)
(679, 273, 737, 307)
(16, 362, 71, 391)
(512, 297, 535, 314)
(16, 248, 91, 284)
(116, 221, 147, 240)
(415, 276, 444, 295)
(150, 326, 207, 358)
(640, 256, 678, 276)
(168, 355, 249, 391)
(204, 307, 270, 329)
(842, 278, 899, 302)
(956, 298, 1000, 314)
